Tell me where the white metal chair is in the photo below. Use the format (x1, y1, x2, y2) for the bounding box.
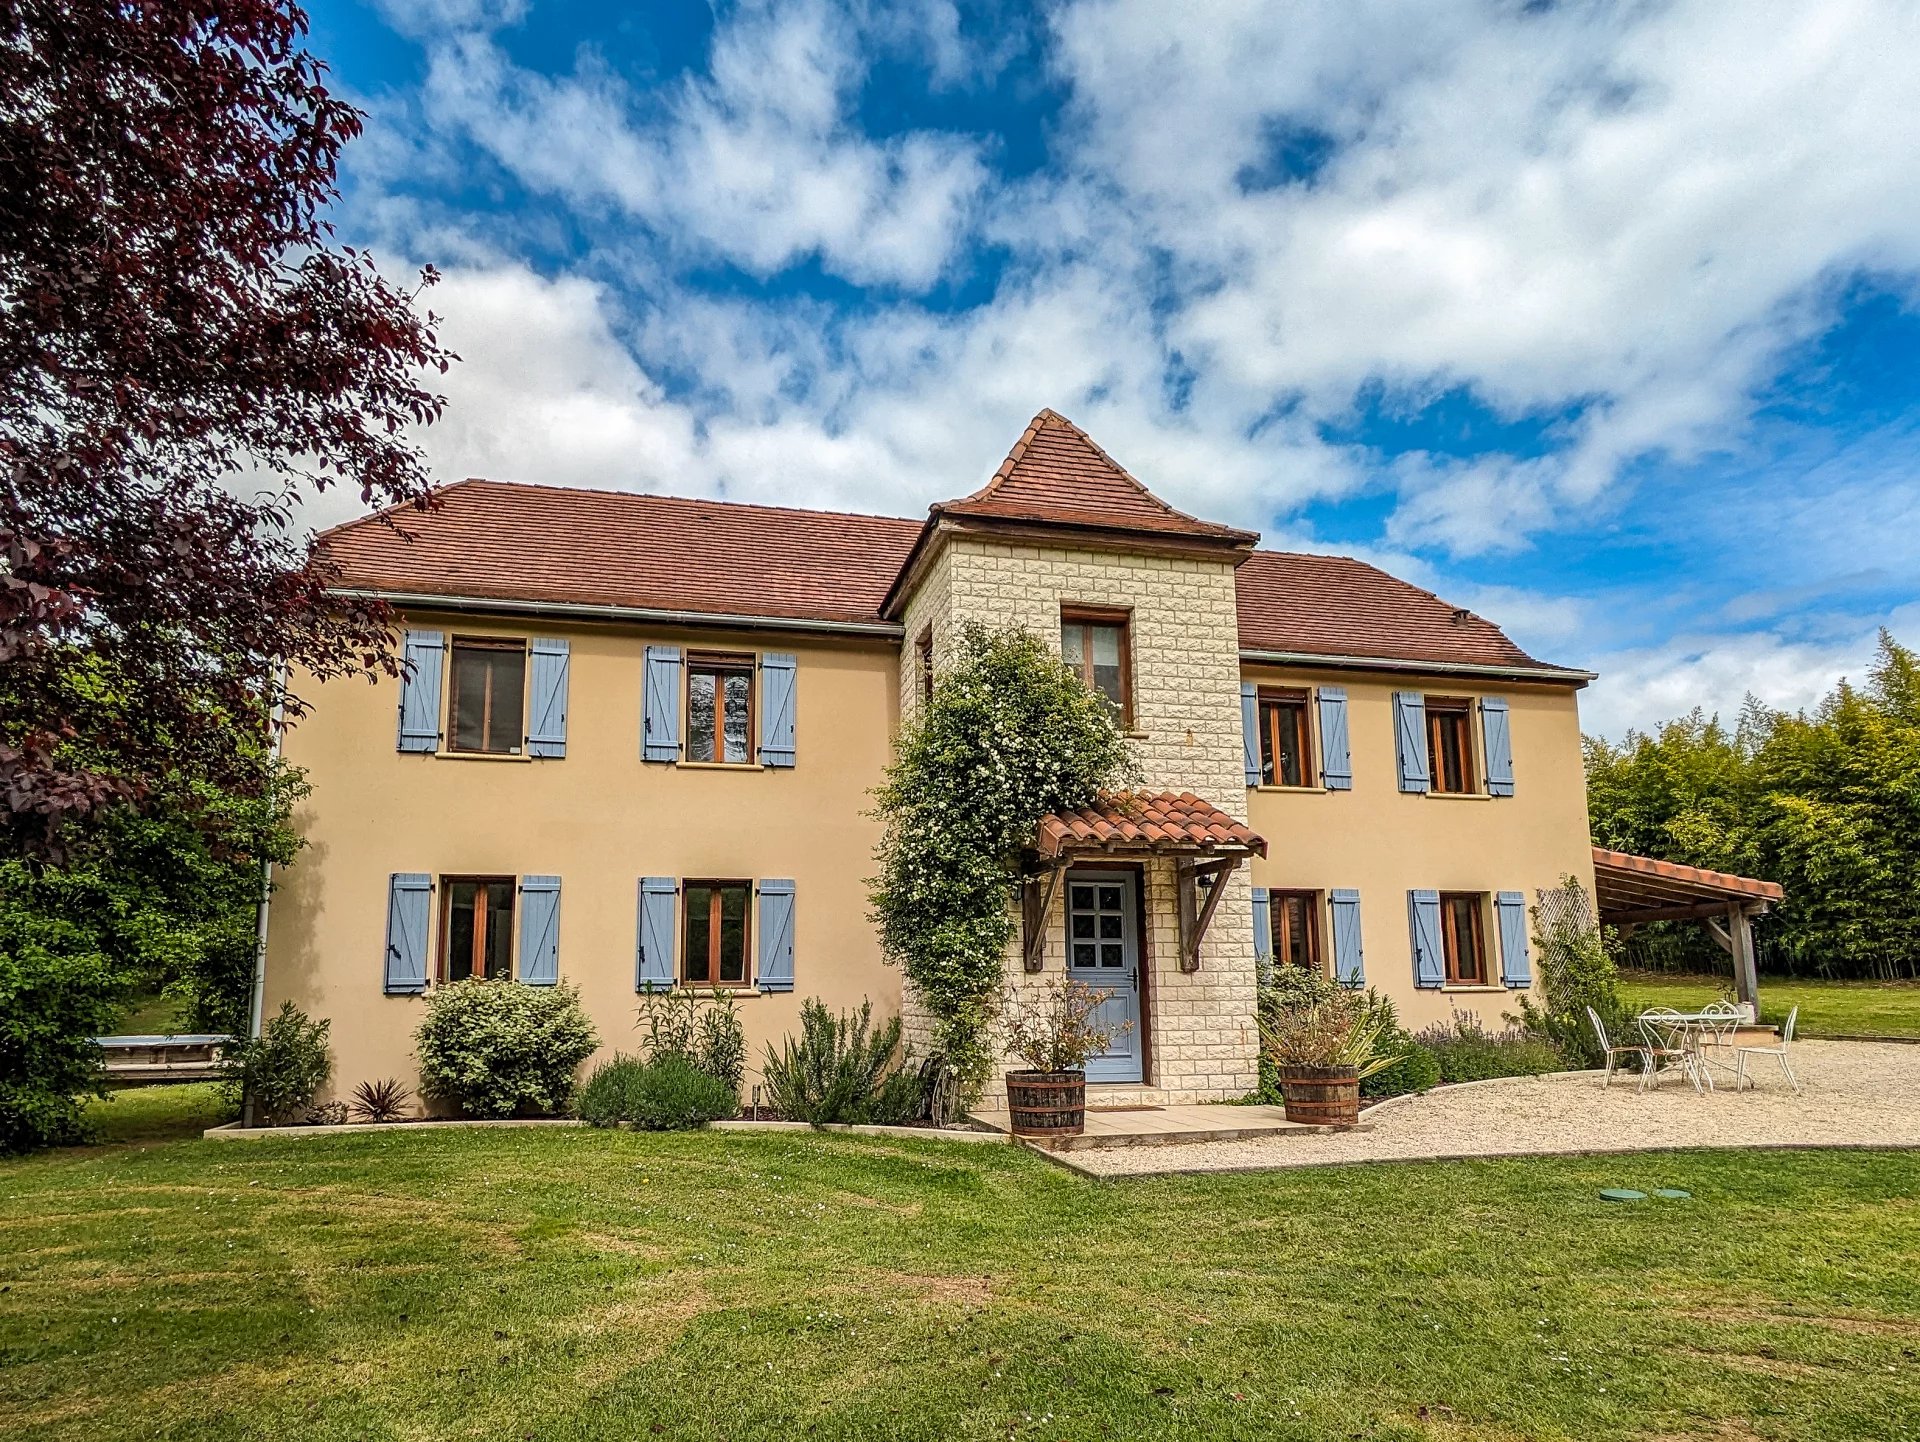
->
(1638, 1008, 1705, 1093)
(1588, 1006, 1651, 1088)
(1694, 1000, 1743, 1089)
(1736, 1005, 1801, 1093)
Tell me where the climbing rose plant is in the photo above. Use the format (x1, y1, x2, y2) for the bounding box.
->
(868, 622, 1135, 1102)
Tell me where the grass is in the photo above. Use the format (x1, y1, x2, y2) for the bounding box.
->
(1, 1089, 1917, 1441)
(109, 991, 188, 1036)
(1619, 971, 1920, 1038)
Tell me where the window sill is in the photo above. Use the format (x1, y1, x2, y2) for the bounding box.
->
(1441, 984, 1506, 993)
(1122, 730, 1150, 740)
(432, 749, 533, 763)
(674, 985, 766, 998)
(1423, 790, 1491, 800)
(1254, 784, 1327, 795)
(674, 760, 768, 772)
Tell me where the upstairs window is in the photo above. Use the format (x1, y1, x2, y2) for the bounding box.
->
(1440, 892, 1488, 984)
(1426, 698, 1476, 794)
(682, 880, 751, 986)
(443, 877, 516, 982)
(1061, 609, 1131, 725)
(1258, 689, 1315, 787)
(448, 638, 526, 755)
(687, 652, 755, 765)
(1269, 890, 1322, 973)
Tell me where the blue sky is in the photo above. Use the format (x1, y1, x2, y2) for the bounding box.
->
(305, 0, 1920, 737)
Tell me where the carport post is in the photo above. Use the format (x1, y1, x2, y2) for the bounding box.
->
(1728, 903, 1760, 1015)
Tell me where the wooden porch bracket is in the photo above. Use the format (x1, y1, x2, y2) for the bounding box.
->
(1176, 857, 1241, 973)
(1021, 863, 1068, 973)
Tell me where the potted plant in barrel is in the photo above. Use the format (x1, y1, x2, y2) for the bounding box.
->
(1000, 978, 1126, 1141)
(1260, 984, 1391, 1128)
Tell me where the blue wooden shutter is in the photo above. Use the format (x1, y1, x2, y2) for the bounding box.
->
(636, 877, 677, 990)
(526, 639, 570, 758)
(642, 647, 681, 762)
(759, 654, 797, 768)
(1317, 686, 1352, 791)
(1394, 692, 1430, 793)
(1481, 696, 1514, 797)
(757, 879, 796, 992)
(1240, 682, 1260, 786)
(384, 873, 432, 994)
(396, 631, 444, 752)
(1408, 889, 1444, 988)
(1497, 891, 1531, 987)
(518, 875, 561, 985)
(1330, 888, 1365, 986)
(1250, 887, 1272, 982)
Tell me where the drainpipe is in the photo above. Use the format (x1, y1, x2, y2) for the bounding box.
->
(242, 669, 288, 1128)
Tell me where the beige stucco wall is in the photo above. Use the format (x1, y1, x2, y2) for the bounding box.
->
(264, 610, 901, 1109)
(898, 532, 1260, 1104)
(1244, 664, 1596, 1032)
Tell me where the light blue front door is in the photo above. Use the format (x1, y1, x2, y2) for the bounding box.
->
(1065, 870, 1143, 1083)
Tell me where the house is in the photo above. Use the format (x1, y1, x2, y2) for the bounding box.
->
(263, 409, 1597, 1106)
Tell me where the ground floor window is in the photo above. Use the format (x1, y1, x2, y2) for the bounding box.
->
(1440, 892, 1488, 984)
(443, 877, 516, 982)
(682, 880, 751, 985)
(1269, 889, 1322, 973)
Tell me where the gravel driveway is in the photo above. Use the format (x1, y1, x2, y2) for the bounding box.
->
(1068, 1040, 1920, 1177)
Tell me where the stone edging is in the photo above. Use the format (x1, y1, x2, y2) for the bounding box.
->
(203, 1117, 1007, 1144)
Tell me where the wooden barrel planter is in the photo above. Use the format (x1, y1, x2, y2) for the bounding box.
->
(1277, 1064, 1360, 1128)
(1005, 1070, 1086, 1139)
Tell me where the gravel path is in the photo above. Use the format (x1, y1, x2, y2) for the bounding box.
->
(1068, 1040, 1920, 1177)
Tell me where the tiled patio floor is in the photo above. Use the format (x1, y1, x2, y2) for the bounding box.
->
(967, 1102, 1364, 1151)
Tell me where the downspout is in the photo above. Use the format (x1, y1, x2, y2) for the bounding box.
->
(242, 668, 288, 1129)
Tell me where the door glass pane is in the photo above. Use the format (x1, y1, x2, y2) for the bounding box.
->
(721, 673, 751, 765)
(1100, 943, 1124, 967)
(1099, 913, 1122, 939)
(447, 882, 478, 982)
(1071, 885, 1095, 910)
(1072, 914, 1094, 938)
(718, 885, 748, 982)
(1097, 884, 1122, 911)
(1073, 943, 1096, 966)
(484, 883, 516, 980)
(683, 885, 712, 983)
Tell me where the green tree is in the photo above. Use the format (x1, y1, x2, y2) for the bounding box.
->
(1586, 631, 1920, 980)
(869, 623, 1134, 1099)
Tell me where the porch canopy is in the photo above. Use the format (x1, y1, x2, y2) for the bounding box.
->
(1023, 792, 1267, 974)
(1591, 845, 1785, 1010)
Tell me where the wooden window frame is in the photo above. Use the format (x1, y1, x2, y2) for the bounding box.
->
(445, 636, 528, 756)
(684, 651, 757, 766)
(1439, 892, 1489, 985)
(438, 874, 517, 983)
(1060, 606, 1134, 728)
(1258, 688, 1317, 788)
(1425, 697, 1477, 795)
(916, 625, 934, 706)
(1269, 889, 1325, 975)
(679, 878, 754, 988)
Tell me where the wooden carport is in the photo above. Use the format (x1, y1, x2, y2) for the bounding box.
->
(1591, 846, 1785, 1013)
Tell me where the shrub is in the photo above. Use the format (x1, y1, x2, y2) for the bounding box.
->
(1259, 985, 1394, 1079)
(869, 621, 1135, 1103)
(222, 1001, 332, 1126)
(635, 987, 745, 1091)
(414, 980, 598, 1119)
(577, 1053, 740, 1130)
(0, 920, 128, 1152)
(762, 997, 916, 1125)
(1514, 878, 1635, 1067)
(1353, 989, 1440, 1100)
(1418, 1010, 1565, 1083)
(348, 1077, 412, 1123)
(1002, 977, 1127, 1072)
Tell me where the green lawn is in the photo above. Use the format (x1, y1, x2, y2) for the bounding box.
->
(2, 1088, 1917, 1441)
(1619, 970, 1920, 1038)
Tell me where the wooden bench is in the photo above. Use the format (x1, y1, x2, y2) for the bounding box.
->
(96, 1034, 232, 1084)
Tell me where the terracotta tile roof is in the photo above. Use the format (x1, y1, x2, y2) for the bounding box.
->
(936, 409, 1255, 544)
(1592, 846, 1784, 903)
(1236, 550, 1557, 673)
(1035, 791, 1268, 860)
(317, 479, 922, 627)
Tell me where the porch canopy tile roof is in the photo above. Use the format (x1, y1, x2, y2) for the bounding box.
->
(1035, 791, 1268, 861)
(1591, 845, 1784, 923)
